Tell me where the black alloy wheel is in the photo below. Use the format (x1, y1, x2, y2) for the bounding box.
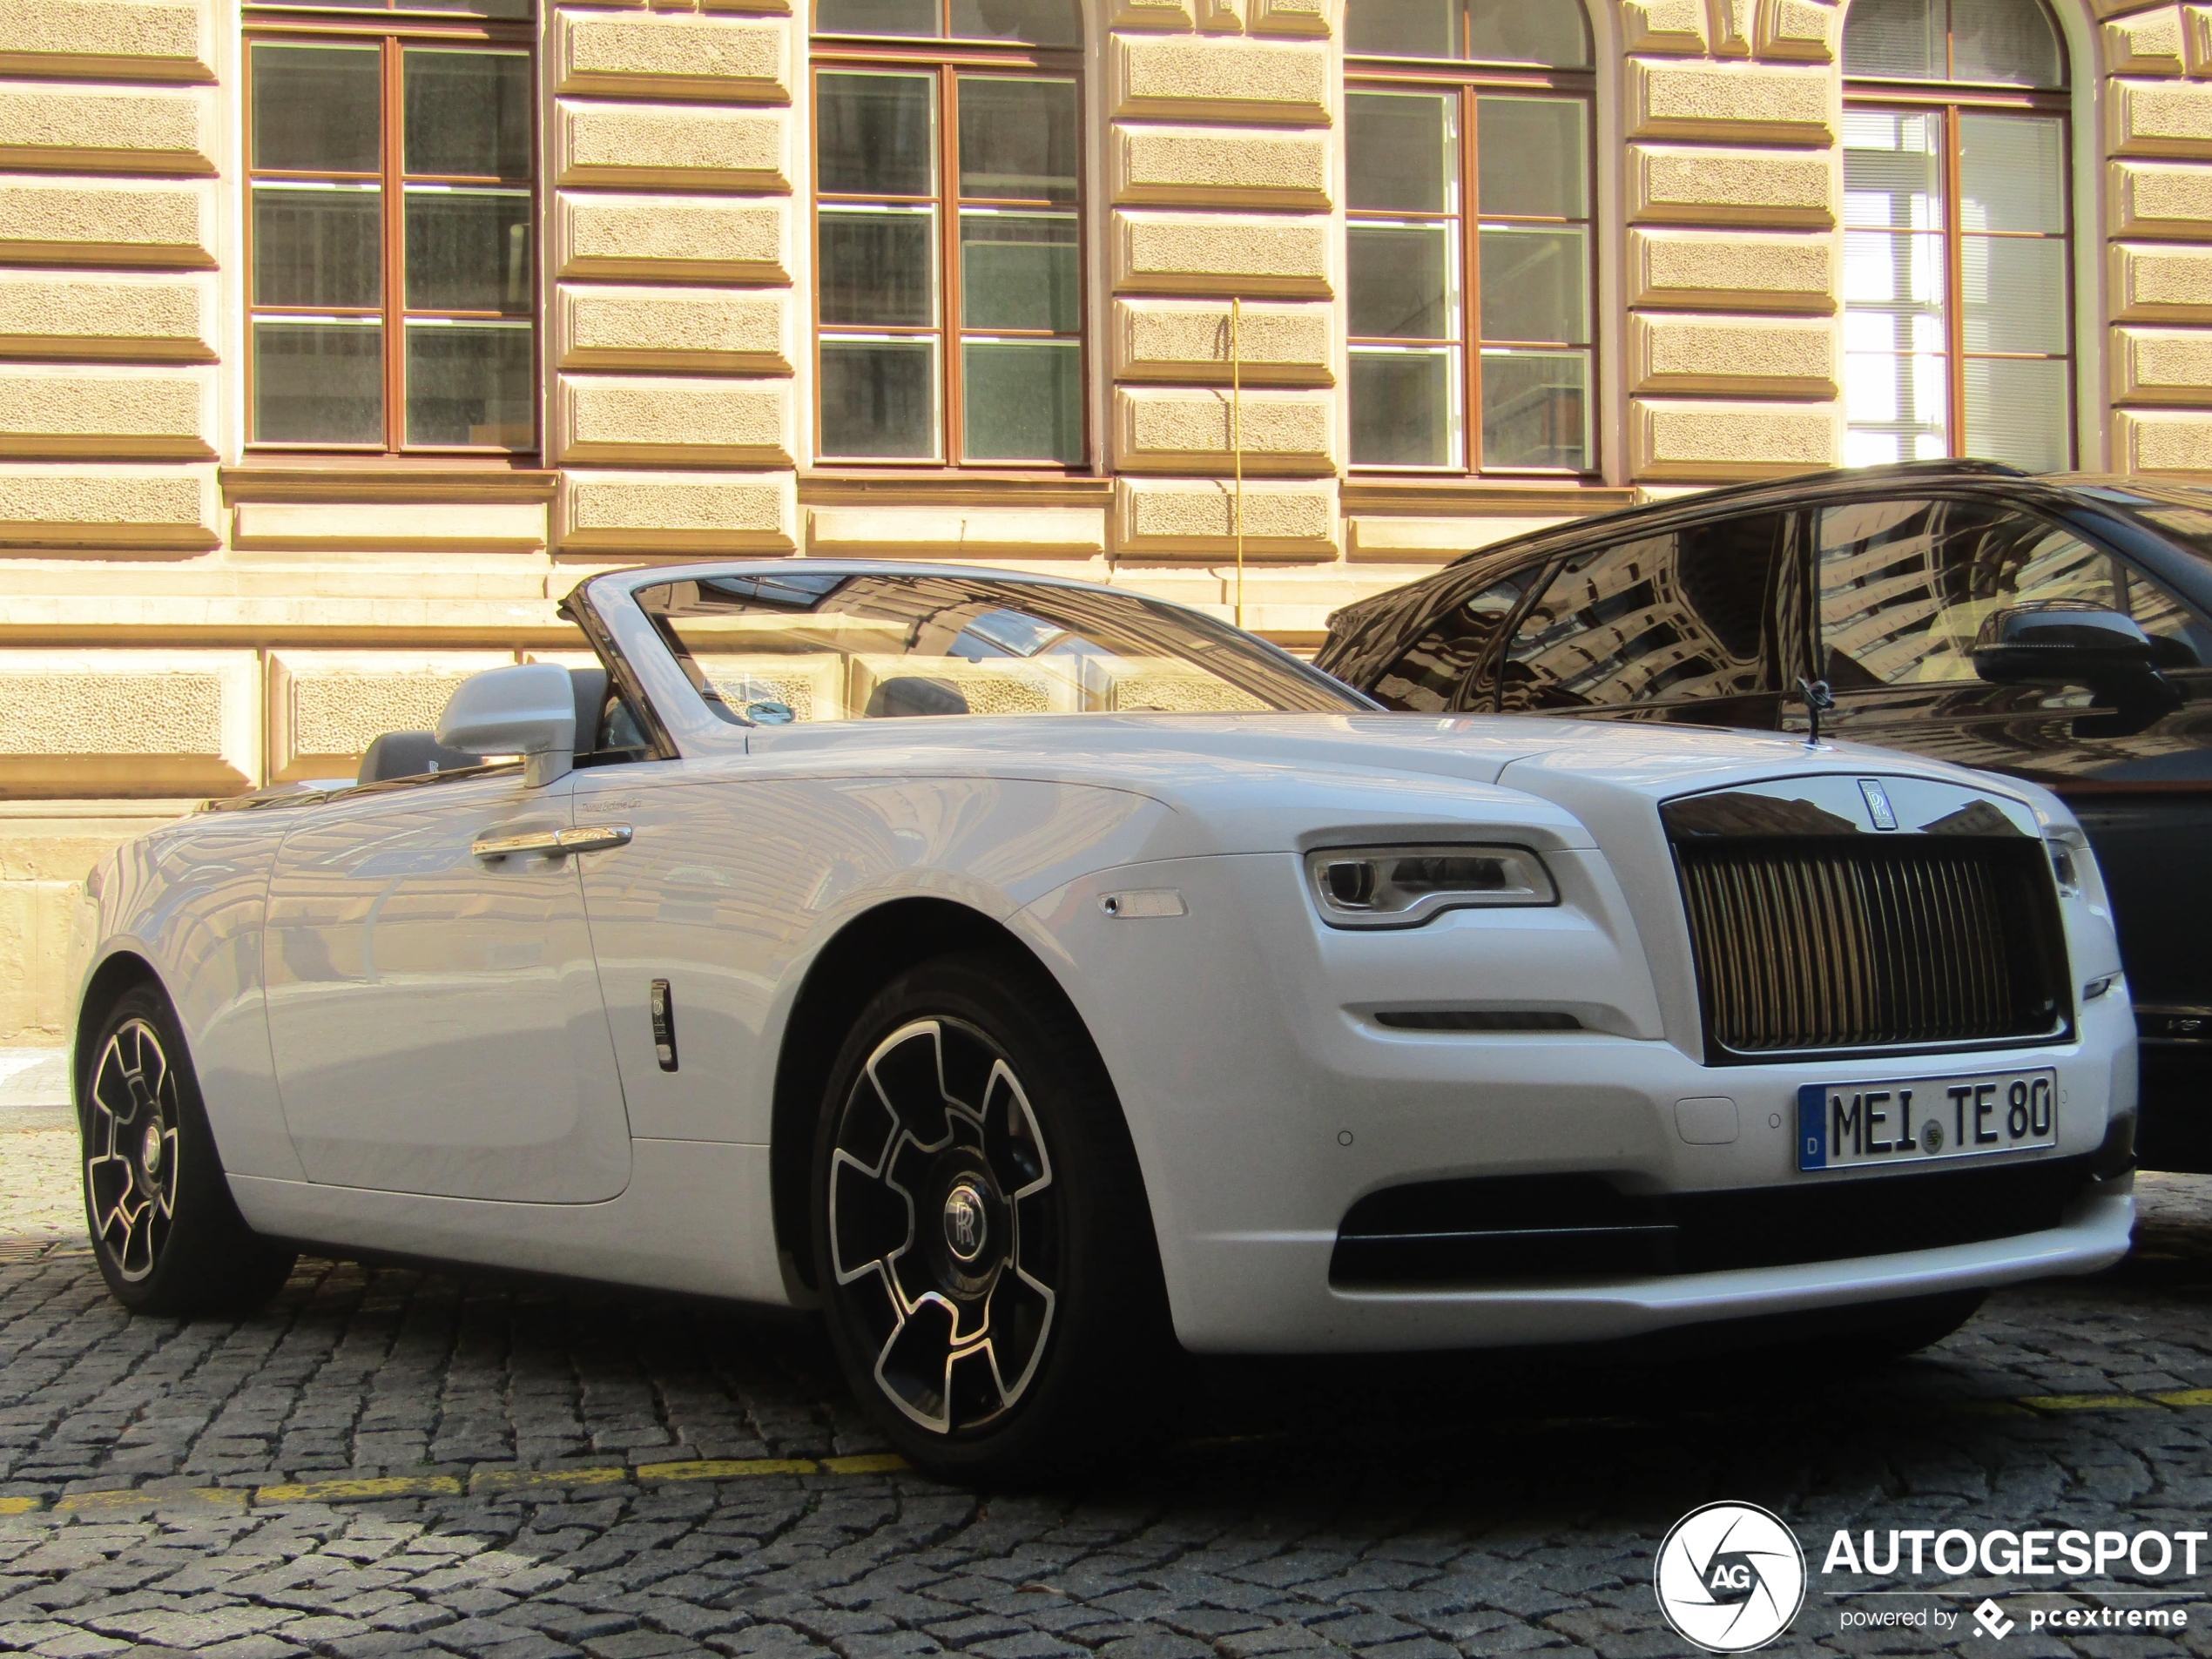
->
(812, 952, 1172, 1484)
(79, 985, 296, 1316)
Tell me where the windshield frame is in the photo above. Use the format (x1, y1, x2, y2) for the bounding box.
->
(583, 561, 1375, 734)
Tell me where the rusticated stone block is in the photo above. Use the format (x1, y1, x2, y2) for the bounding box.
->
(0, 463, 215, 547)
(561, 468, 795, 551)
(1629, 313, 1837, 396)
(1621, 0, 1707, 53)
(1629, 395, 1838, 479)
(2110, 158, 2212, 234)
(557, 284, 792, 374)
(1112, 297, 1333, 384)
(1114, 385, 1333, 474)
(1249, 0, 1331, 35)
(266, 651, 517, 783)
(0, 648, 257, 797)
(0, 365, 211, 457)
(557, 102, 789, 191)
(558, 12, 791, 102)
(1756, 0, 1838, 61)
(1113, 475, 1338, 557)
(1629, 227, 1834, 311)
(0, 179, 212, 266)
(1630, 144, 1835, 226)
(232, 502, 547, 551)
(1626, 60, 1834, 144)
(2111, 239, 2212, 319)
(1112, 125, 1330, 208)
(0, 84, 213, 174)
(558, 192, 789, 281)
(2116, 406, 2212, 470)
(557, 374, 792, 465)
(1113, 210, 1332, 297)
(2111, 78, 2212, 156)
(2106, 7, 2187, 73)
(1113, 0, 1198, 26)
(1708, 0, 1753, 54)
(2114, 325, 2212, 402)
(0, 0, 212, 82)
(1109, 35, 1330, 125)
(0, 271, 212, 360)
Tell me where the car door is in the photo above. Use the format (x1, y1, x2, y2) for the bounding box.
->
(1810, 491, 2212, 1064)
(1466, 508, 1803, 726)
(261, 765, 633, 1203)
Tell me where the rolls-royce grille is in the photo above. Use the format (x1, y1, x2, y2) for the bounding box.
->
(1675, 838, 2067, 1058)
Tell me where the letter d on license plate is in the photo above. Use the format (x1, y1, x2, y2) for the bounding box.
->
(1797, 1069, 2058, 1171)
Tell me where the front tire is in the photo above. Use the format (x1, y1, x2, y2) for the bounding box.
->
(78, 985, 295, 1316)
(810, 953, 1172, 1485)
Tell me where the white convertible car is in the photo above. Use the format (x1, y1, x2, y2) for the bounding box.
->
(74, 562, 2137, 1480)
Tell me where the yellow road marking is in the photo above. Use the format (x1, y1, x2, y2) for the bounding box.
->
(0, 1497, 44, 1514)
(255, 1475, 464, 1503)
(2017, 1393, 2161, 1412)
(822, 1453, 909, 1474)
(637, 1458, 820, 1482)
(55, 1487, 243, 1512)
(2155, 1387, 2212, 1407)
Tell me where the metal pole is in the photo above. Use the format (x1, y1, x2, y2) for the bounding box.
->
(1231, 296, 1244, 631)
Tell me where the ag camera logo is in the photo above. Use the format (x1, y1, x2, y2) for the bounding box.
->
(1656, 1502, 1808, 1652)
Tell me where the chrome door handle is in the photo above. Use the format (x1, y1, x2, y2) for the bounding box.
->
(472, 824, 632, 860)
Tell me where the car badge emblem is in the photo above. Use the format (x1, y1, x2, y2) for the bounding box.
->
(944, 1182, 988, 1264)
(1858, 779, 1898, 830)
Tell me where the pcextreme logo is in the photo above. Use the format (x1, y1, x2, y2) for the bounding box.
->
(1654, 1502, 1809, 1652)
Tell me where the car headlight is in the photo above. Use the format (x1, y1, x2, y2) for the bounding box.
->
(1305, 844, 1556, 929)
(2046, 826, 2108, 908)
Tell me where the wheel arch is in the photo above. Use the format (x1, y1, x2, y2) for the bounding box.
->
(767, 895, 1143, 1301)
(72, 948, 166, 1109)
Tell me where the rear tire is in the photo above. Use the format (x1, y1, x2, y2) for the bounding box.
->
(810, 952, 1174, 1487)
(78, 985, 295, 1317)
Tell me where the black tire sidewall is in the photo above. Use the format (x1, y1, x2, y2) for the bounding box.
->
(809, 951, 1169, 1483)
(78, 984, 291, 1317)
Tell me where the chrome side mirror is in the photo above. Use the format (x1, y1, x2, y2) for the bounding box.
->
(435, 663, 577, 787)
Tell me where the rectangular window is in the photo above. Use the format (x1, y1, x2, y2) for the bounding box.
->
(1345, 77, 1595, 475)
(246, 7, 536, 454)
(812, 19, 1084, 467)
(1841, 101, 2073, 472)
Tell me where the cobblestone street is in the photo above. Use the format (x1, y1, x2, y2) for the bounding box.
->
(3, 1109, 2209, 1658)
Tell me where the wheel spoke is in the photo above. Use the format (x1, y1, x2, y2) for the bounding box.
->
(874, 1292, 960, 1432)
(982, 1264, 1055, 1402)
(982, 1061, 1052, 1199)
(830, 1149, 914, 1284)
(867, 1022, 954, 1153)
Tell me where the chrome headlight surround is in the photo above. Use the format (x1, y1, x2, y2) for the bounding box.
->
(1305, 843, 1557, 929)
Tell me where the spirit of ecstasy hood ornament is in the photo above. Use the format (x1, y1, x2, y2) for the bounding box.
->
(1797, 677, 1834, 750)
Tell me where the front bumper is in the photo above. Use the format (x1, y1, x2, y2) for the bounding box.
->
(1026, 851, 2140, 1354)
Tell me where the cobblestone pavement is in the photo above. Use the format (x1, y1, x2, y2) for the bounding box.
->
(2, 1113, 2209, 1659)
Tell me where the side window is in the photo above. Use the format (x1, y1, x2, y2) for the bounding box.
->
(592, 691, 651, 762)
(1818, 498, 2119, 687)
(2121, 566, 2212, 669)
(1369, 569, 1545, 712)
(1497, 515, 1784, 711)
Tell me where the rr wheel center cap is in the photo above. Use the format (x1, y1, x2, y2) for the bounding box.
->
(141, 1123, 163, 1176)
(942, 1180, 989, 1264)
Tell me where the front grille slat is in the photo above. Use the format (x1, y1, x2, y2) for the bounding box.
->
(1676, 836, 2066, 1060)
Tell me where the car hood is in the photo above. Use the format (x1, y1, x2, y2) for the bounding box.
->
(738, 711, 2061, 856)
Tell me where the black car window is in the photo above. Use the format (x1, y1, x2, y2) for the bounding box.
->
(1817, 498, 2122, 687)
(1368, 569, 1544, 712)
(2118, 565, 2212, 667)
(1494, 514, 1784, 711)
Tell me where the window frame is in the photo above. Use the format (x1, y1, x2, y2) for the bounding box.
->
(1342, 55, 1599, 479)
(242, 7, 540, 458)
(808, 36, 1089, 472)
(1844, 62, 2075, 468)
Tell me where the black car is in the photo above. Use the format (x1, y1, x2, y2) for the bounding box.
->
(1318, 460, 2212, 1170)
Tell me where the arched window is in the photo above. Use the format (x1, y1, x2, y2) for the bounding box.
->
(1344, 0, 1595, 475)
(1841, 0, 2073, 471)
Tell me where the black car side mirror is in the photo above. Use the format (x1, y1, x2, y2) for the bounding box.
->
(1971, 602, 2159, 686)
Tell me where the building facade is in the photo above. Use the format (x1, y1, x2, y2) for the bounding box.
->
(3, 0, 2209, 1042)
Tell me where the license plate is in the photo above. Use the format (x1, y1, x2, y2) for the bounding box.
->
(1797, 1069, 2058, 1171)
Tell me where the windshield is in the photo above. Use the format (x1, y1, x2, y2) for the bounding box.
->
(634, 570, 1366, 724)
